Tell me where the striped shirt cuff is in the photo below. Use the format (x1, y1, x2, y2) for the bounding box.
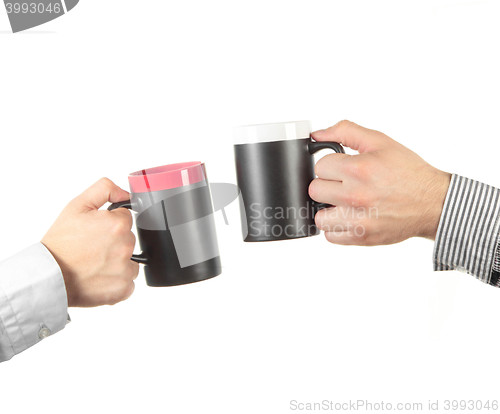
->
(433, 174, 500, 286)
(492, 241, 500, 287)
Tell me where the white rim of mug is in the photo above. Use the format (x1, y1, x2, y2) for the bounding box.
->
(233, 120, 312, 145)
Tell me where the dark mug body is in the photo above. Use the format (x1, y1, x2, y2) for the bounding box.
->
(235, 138, 320, 242)
(132, 182, 222, 286)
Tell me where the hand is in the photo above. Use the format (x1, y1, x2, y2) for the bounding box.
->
(309, 120, 451, 246)
(42, 178, 139, 307)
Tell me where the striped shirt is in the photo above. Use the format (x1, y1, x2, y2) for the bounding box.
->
(433, 174, 500, 287)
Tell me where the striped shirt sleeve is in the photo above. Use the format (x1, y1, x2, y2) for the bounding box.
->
(433, 174, 500, 287)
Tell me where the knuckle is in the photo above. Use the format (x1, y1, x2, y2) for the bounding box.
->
(319, 221, 334, 232)
(120, 211, 133, 228)
(108, 281, 135, 305)
(308, 179, 321, 200)
(111, 216, 131, 235)
(110, 221, 126, 235)
(347, 159, 371, 180)
(343, 191, 367, 208)
(108, 296, 122, 306)
(314, 162, 321, 177)
(354, 232, 369, 244)
(107, 292, 122, 306)
(315, 208, 336, 231)
(130, 262, 140, 280)
(314, 158, 326, 177)
(315, 215, 331, 232)
(324, 231, 340, 244)
(121, 281, 135, 297)
(114, 206, 132, 219)
(336, 119, 352, 128)
(314, 209, 325, 228)
(123, 208, 133, 221)
(314, 154, 333, 177)
(118, 243, 134, 259)
(351, 221, 373, 244)
(98, 177, 113, 187)
(121, 282, 135, 300)
(128, 232, 137, 248)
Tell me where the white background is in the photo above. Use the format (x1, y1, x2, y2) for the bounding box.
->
(1, 0, 500, 413)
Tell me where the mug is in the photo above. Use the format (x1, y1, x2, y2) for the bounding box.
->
(233, 120, 345, 242)
(108, 162, 222, 287)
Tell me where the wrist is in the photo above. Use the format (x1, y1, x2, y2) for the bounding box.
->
(40, 239, 76, 307)
(416, 168, 451, 240)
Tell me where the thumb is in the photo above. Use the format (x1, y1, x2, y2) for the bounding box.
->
(311, 120, 386, 153)
(72, 178, 130, 211)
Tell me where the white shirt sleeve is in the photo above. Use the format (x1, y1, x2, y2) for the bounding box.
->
(0, 243, 69, 362)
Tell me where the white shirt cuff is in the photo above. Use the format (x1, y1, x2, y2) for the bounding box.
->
(0, 243, 69, 362)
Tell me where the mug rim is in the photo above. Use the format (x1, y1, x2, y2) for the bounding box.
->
(129, 161, 203, 177)
(235, 119, 311, 129)
(128, 161, 206, 193)
(233, 120, 312, 145)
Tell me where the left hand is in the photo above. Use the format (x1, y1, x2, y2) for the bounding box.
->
(42, 178, 139, 307)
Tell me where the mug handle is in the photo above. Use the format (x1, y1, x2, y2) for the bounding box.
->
(108, 201, 149, 264)
(308, 140, 345, 211)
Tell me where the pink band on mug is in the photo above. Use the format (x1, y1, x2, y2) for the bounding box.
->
(128, 162, 206, 193)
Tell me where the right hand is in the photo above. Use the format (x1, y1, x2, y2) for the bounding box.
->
(42, 178, 139, 307)
(309, 121, 451, 246)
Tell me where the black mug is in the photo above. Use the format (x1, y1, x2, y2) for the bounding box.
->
(234, 121, 345, 242)
(108, 162, 222, 287)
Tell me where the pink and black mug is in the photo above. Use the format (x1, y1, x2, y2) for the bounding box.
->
(108, 162, 222, 287)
